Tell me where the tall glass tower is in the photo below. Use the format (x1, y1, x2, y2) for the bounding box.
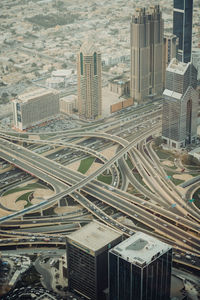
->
(162, 58, 198, 149)
(173, 0, 193, 63)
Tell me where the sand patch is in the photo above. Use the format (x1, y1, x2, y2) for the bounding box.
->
(85, 162, 102, 176)
(0, 190, 33, 211)
(67, 160, 80, 171)
(0, 207, 14, 217)
(100, 145, 118, 160)
(20, 178, 38, 187)
(0, 187, 54, 210)
(31, 188, 54, 205)
(54, 205, 82, 215)
(0, 166, 13, 174)
(173, 174, 193, 181)
(29, 135, 40, 140)
(162, 160, 174, 167)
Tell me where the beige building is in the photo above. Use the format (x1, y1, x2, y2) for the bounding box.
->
(59, 95, 77, 115)
(12, 88, 59, 130)
(130, 5, 164, 103)
(163, 33, 178, 87)
(77, 40, 102, 120)
(108, 76, 130, 97)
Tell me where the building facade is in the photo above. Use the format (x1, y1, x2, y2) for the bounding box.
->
(77, 40, 102, 120)
(109, 76, 130, 97)
(12, 88, 59, 130)
(67, 221, 122, 300)
(130, 5, 163, 103)
(109, 232, 172, 300)
(173, 0, 193, 63)
(163, 33, 179, 87)
(162, 58, 198, 148)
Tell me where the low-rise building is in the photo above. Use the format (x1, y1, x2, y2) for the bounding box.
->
(59, 95, 77, 115)
(46, 77, 65, 89)
(108, 76, 130, 97)
(12, 88, 59, 130)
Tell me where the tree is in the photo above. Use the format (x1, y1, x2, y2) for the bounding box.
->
(61, 62, 67, 69)
(2, 92, 8, 99)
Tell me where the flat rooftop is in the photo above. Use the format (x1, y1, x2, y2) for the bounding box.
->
(52, 69, 73, 77)
(111, 232, 171, 266)
(17, 88, 58, 103)
(67, 221, 122, 252)
(163, 89, 182, 99)
(167, 58, 190, 75)
(60, 95, 77, 102)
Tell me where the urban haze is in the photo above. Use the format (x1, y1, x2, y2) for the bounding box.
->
(0, 0, 200, 300)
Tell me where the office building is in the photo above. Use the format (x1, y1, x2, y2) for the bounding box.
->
(77, 40, 102, 120)
(162, 58, 198, 148)
(163, 33, 179, 87)
(130, 5, 163, 103)
(109, 232, 172, 300)
(12, 88, 59, 130)
(67, 221, 122, 300)
(173, 0, 193, 63)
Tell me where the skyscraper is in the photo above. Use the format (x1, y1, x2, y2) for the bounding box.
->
(173, 0, 193, 63)
(130, 5, 163, 103)
(77, 40, 102, 120)
(67, 221, 122, 300)
(163, 33, 179, 87)
(162, 58, 198, 148)
(109, 232, 172, 300)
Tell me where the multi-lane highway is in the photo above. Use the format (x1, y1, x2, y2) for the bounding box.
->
(0, 103, 200, 271)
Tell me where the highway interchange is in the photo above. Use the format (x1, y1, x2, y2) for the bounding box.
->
(0, 100, 200, 273)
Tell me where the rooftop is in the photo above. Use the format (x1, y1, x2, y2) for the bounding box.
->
(167, 58, 191, 75)
(52, 69, 73, 77)
(111, 232, 171, 267)
(17, 88, 58, 103)
(60, 95, 76, 102)
(67, 221, 122, 252)
(80, 39, 100, 56)
(164, 32, 178, 39)
(163, 89, 182, 100)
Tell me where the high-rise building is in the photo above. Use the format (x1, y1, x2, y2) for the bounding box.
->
(130, 5, 164, 103)
(77, 40, 102, 120)
(163, 33, 179, 87)
(173, 0, 193, 63)
(109, 232, 172, 300)
(162, 58, 198, 148)
(12, 88, 59, 130)
(67, 221, 122, 300)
